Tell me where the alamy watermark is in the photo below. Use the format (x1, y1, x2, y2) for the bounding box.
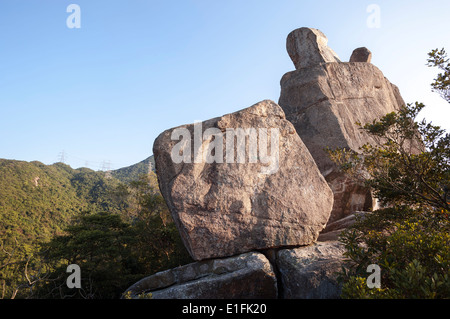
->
(366, 4, 381, 29)
(66, 264, 81, 289)
(66, 4, 81, 29)
(366, 264, 381, 289)
(170, 121, 280, 175)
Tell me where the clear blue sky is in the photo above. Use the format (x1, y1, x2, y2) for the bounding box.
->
(1, 0, 449, 170)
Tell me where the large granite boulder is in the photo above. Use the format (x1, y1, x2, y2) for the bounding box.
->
(123, 252, 278, 299)
(279, 29, 405, 222)
(276, 241, 346, 299)
(153, 100, 334, 260)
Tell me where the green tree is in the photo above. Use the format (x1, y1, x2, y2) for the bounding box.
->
(0, 238, 49, 299)
(427, 48, 450, 101)
(329, 102, 449, 211)
(39, 211, 138, 299)
(35, 172, 191, 299)
(328, 49, 450, 299)
(125, 173, 192, 275)
(338, 206, 449, 298)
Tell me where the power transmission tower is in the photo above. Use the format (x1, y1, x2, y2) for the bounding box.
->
(101, 160, 112, 178)
(100, 160, 111, 171)
(58, 150, 67, 164)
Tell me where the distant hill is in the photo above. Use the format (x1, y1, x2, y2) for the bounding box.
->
(111, 156, 155, 184)
(0, 158, 128, 247)
(0, 155, 182, 299)
(0, 156, 154, 247)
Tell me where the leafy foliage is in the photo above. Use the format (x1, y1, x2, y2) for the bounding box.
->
(328, 102, 449, 211)
(39, 211, 137, 299)
(339, 206, 449, 298)
(124, 173, 192, 274)
(427, 48, 450, 101)
(34, 172, 191, 299)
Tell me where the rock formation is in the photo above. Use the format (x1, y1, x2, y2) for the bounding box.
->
(286, 27, 341, 69)
(123, 240, 347, 299)
(125, 27, 408, 299)
(153, 100, 334, 261)
(349, 47, 372, 63)
(317, 211, 367, 242)
(123, 252, 277, 299)
(279, 28, 405, 222)
(277, 241, 346, 298)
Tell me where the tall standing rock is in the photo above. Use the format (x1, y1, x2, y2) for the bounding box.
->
(153, 100, 334, 261)
(279, 28, 405, 223)
(286, 27, 341, 70)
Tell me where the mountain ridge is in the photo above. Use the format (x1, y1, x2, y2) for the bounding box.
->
(111, 155, 155, 184)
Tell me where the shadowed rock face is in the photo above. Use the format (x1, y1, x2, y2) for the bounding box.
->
(123, 252, 278, 299)
(350, 47, 372, 63)
(153, 100, 334, 261)
(279, 29, 405, 223)
(123, 241, 348, 299)
(277, 241, 347, 299)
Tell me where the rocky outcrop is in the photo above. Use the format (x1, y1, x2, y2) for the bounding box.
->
(349, 47, 372, 63)
(279, 33, 405, 222)
(123, 241, 348, 299)
(318, 211, 368, 242)
(153, 100, 334, 261)
(276, 241, 346, 299)
(286, 27, 341, 69)
(125, 27, 408, 299)
(123, 252, 277, 299)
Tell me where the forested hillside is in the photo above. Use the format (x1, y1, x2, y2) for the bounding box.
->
(0, 159, 123, 244)
(0, 157, 191, 299)
(111, 156, 155, 184)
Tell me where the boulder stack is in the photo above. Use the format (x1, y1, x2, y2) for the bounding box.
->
(125, 27, 408, 299)
(123, 252, 278, 299)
